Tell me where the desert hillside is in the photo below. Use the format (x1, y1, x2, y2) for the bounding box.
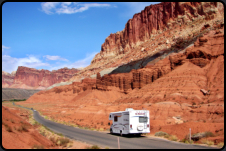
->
(2, 105, 59, 149)
(16, 2, 224, 145)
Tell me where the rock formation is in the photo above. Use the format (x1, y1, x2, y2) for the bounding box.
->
(2, 66, 79, 89)
(2, 71, 16, 87)
(91, 2, 223, 64)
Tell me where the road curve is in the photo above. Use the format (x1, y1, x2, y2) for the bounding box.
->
(31, 109, 217, 149)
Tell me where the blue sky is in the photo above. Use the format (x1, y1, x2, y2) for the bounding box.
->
(2, 2, 160, 73)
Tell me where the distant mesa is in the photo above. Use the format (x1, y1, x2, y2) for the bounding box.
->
(2, 66, 80, 90)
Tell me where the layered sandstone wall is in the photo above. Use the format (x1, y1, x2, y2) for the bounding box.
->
(92, 25, 224, 94)
(42, 23, 224, 96)
(91, 2, 223, 64)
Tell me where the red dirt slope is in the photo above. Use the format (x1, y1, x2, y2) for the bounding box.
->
(2, 106, 58, 149)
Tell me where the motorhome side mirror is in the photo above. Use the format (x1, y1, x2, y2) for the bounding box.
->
(108, 122, 110, 126)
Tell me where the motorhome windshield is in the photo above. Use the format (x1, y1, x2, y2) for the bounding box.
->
(139, 117, 148, 123)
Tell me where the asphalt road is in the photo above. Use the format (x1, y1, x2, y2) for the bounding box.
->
(31, 109, 218, 149)
(11, 103, 217, 149)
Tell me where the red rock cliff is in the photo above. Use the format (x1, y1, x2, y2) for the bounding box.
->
(91, 2, 222, 64)
(2, 71, 16, 88)
(5, 66, 79, 89)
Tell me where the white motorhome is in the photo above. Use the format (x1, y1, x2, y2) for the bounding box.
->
(108, 108, 150, 136)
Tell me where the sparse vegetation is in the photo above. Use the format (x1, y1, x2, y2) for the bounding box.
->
(32, 144, 44, 149)
(86, 145, 101, 149)
(164, 134, 170, 138)
(17, 124, 29, 132)
(99, 128, 104, 131)
(9, 99, 26, 102)
(169, 135, 178, 141)
(217, 142, 224, 148)
(204, 131, 214, 137)
(154, 131, 169, 137)
(201, 139, 214, 146)
(5, 124, 13, 132)
(57, 137, 70, 147)
(180, 135, 194, 144)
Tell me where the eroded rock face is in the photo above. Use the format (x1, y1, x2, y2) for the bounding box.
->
(2, 66, 79, 89)
(2, 71, 16, 88)
(92, 2, 223, 64)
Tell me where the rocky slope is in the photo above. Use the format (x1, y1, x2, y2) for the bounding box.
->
(2, 66, 80, 90)
(69, 2, 224, 82)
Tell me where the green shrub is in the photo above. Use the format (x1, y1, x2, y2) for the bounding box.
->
(154, 131, 169, 137)
(10, 99, 26, 102)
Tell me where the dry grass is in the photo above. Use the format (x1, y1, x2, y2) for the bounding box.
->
(169, 135, 178, 141)
(17, 124, 29, 132)
(201, 139, 214, 146)
(86, 145, 101, 149)
(57, 137, 70, 147)
(217, 142, 224, 148)
(31, 144, 44, 149)
(154, 131, 169, 137)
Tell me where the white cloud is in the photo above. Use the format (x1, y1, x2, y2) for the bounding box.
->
(2, 45, 10, 52)
(2, 54, 50, 73)
(50, 51, 98, 70)
(41, 2, 112, 15)
(41, 2, 60, 15)
(43, 55, 68, 61)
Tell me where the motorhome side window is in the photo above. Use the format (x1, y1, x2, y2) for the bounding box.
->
(139, 117, 148, 123)
(114, 116, 118, 122)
